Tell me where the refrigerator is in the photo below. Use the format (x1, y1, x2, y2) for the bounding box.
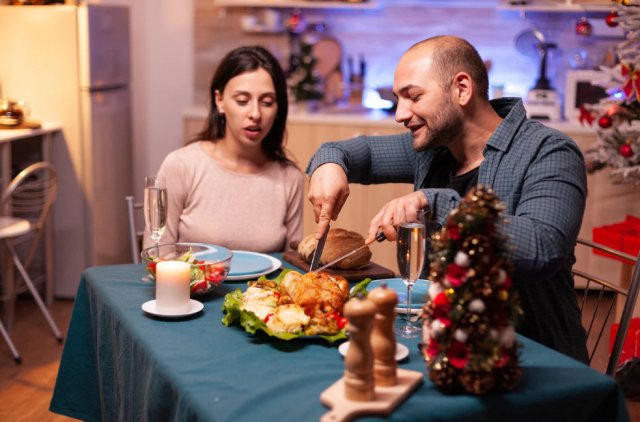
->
(0, 5, 133, 297)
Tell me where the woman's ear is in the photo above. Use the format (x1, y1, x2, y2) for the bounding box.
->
(452, 72, 472, 106)
(214, 89, 224, 114)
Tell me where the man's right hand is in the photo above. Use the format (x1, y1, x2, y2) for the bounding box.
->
(307, 163, 350, 239)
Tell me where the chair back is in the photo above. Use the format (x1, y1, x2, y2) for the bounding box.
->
(0, 162, 57, 267)
(126, 196, 144, 263)
(573, 238, 640, 376)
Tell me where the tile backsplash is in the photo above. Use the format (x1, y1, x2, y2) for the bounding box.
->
(194, 0, 619, 111)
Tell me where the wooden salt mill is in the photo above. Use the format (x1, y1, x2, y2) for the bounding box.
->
(343, 295, 376, 401)
(369, 285, 398, 386)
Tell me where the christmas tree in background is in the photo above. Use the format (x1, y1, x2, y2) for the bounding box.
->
(421, 185, 522, 395)
(581, 0, 640, 185)
(288, 41, 323, 102)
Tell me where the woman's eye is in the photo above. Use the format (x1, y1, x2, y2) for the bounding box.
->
(261, 100, 275, 107)
(236, 99, 248, 106)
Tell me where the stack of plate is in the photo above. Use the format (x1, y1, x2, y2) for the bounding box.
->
(366, 278, 430, 315)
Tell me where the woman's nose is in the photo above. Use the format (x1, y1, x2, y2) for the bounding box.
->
(249, 101, 261, 120)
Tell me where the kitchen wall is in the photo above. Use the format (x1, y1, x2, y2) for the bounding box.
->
(194, 0, 619, 110)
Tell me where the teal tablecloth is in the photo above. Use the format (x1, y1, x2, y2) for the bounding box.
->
(50, 256, 630, 422)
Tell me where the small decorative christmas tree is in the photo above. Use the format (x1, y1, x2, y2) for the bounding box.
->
(581, 0, 640, 185)
(421, 185, 522, 395)
(288, 41, 323, 102)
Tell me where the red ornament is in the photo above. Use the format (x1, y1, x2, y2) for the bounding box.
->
(579, 105, 595, 126)
(620, 144, 633, 158)
(598, 115, 613, 128)
(606, 11, 619, 28)
(575, 17, 592, 36)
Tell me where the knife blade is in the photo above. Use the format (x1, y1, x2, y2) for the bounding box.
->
(312, 231, 386, 273)
(309, 225, 330, 271)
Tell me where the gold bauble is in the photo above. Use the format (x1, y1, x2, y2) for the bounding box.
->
(498, 290, 509, 301)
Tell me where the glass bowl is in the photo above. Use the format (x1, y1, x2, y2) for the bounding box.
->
(141, 242, 233, 296)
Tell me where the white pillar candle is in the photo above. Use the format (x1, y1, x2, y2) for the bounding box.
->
(156, 260, 191, 314)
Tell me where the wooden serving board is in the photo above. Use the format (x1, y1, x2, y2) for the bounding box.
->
(320, 369, 423, 422)
(282, 251, 395, 282)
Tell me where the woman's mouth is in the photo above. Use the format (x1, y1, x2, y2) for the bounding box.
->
(244, 126, 261, 139)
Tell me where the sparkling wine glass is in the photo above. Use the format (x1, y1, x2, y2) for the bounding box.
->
(144, 176, 167, 248)
(395, 221, 426, 338)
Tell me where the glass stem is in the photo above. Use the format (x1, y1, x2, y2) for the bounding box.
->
(406, 283, 413, 325)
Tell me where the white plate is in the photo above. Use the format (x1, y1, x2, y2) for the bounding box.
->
(338, 341, 410, 362)
(141, 299, 203, 318)
(225, 253, 281, 281)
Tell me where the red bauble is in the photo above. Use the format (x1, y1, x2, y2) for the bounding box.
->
(620, 144, 633, 158)
(606, 11, 619, 27)
(598, 115, 613, 128)
(576, 17, 592, 36)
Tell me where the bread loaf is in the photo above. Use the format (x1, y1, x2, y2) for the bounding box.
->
(297, 228, 372, 270)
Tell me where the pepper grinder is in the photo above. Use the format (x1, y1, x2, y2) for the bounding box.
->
(369, 285, 398, 386)
(343, 295, 376, 401)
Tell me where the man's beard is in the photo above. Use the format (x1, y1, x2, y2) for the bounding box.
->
(412, 96, 464, 152)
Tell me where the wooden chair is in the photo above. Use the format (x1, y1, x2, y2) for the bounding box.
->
(125, 195, 143, 263)
(0, 162, 63, 363)
(573, 238, 640, 376)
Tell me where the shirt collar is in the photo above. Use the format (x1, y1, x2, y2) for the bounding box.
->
(485, 97, 527, 153)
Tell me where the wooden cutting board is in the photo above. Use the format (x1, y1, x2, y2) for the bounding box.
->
(282, 251, 395, 282)
(320, 369, 423, 422)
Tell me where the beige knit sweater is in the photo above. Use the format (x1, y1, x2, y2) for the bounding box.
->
(143, 141, 304, 253)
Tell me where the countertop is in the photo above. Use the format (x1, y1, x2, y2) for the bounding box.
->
(183, 106, 600, 135)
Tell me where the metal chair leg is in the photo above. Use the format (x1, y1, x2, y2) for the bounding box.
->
(6, 242, 63, 342)
(0, 318, 21, 364)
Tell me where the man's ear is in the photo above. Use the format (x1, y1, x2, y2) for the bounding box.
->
(452, 72, 472, 106)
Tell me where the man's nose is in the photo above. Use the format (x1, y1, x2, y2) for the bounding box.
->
(395, 99, 411, 124)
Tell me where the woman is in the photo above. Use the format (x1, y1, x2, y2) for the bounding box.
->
(144, 46, 304, 253)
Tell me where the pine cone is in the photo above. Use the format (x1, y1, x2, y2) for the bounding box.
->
(459, 369, 496, 395)
(495, 363, 522, 391)
(429, 361, 460, 393)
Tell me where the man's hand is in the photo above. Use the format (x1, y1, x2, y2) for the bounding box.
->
(308, 163, 350, 239)
(366, 191, 427, 242)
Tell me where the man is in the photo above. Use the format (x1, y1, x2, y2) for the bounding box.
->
(306, 35, 589, 362)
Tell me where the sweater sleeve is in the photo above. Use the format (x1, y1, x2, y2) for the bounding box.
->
(306, 131, 417, 184)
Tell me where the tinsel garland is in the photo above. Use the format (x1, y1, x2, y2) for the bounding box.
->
(420, 185, 522, 395)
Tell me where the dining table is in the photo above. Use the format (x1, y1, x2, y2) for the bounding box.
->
(49, 254, 630, 422)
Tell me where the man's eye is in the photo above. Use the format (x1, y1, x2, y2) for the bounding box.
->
(410, 95, 421, 102)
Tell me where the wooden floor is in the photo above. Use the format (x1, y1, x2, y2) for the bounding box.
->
(1, 297, 639, 421)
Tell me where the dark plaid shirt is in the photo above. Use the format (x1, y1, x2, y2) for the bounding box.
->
(306, 98, 589, 362)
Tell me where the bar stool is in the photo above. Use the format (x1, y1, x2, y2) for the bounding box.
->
(0, 162, 62, 363)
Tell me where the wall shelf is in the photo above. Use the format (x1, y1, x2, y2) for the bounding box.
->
(498, 1, 615, 13)
(214, 0, 379, 9)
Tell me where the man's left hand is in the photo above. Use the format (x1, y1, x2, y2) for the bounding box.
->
(366, 191, 428, 242)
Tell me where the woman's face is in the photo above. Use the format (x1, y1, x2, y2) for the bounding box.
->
(214, 68, 278, 149)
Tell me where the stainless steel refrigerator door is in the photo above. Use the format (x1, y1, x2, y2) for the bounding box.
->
(81, 87, 133, 267)
(78, 5, 130, 89)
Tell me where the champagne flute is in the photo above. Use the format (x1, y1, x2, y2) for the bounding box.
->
(144, 176, 167, 248)
(395, 221, 426, 338)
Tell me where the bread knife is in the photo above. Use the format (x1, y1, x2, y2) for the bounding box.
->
(312, 231, 386, 273)
(309, 225, 330, 271)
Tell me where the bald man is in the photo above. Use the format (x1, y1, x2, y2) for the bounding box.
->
(306, 35, 589, 362)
